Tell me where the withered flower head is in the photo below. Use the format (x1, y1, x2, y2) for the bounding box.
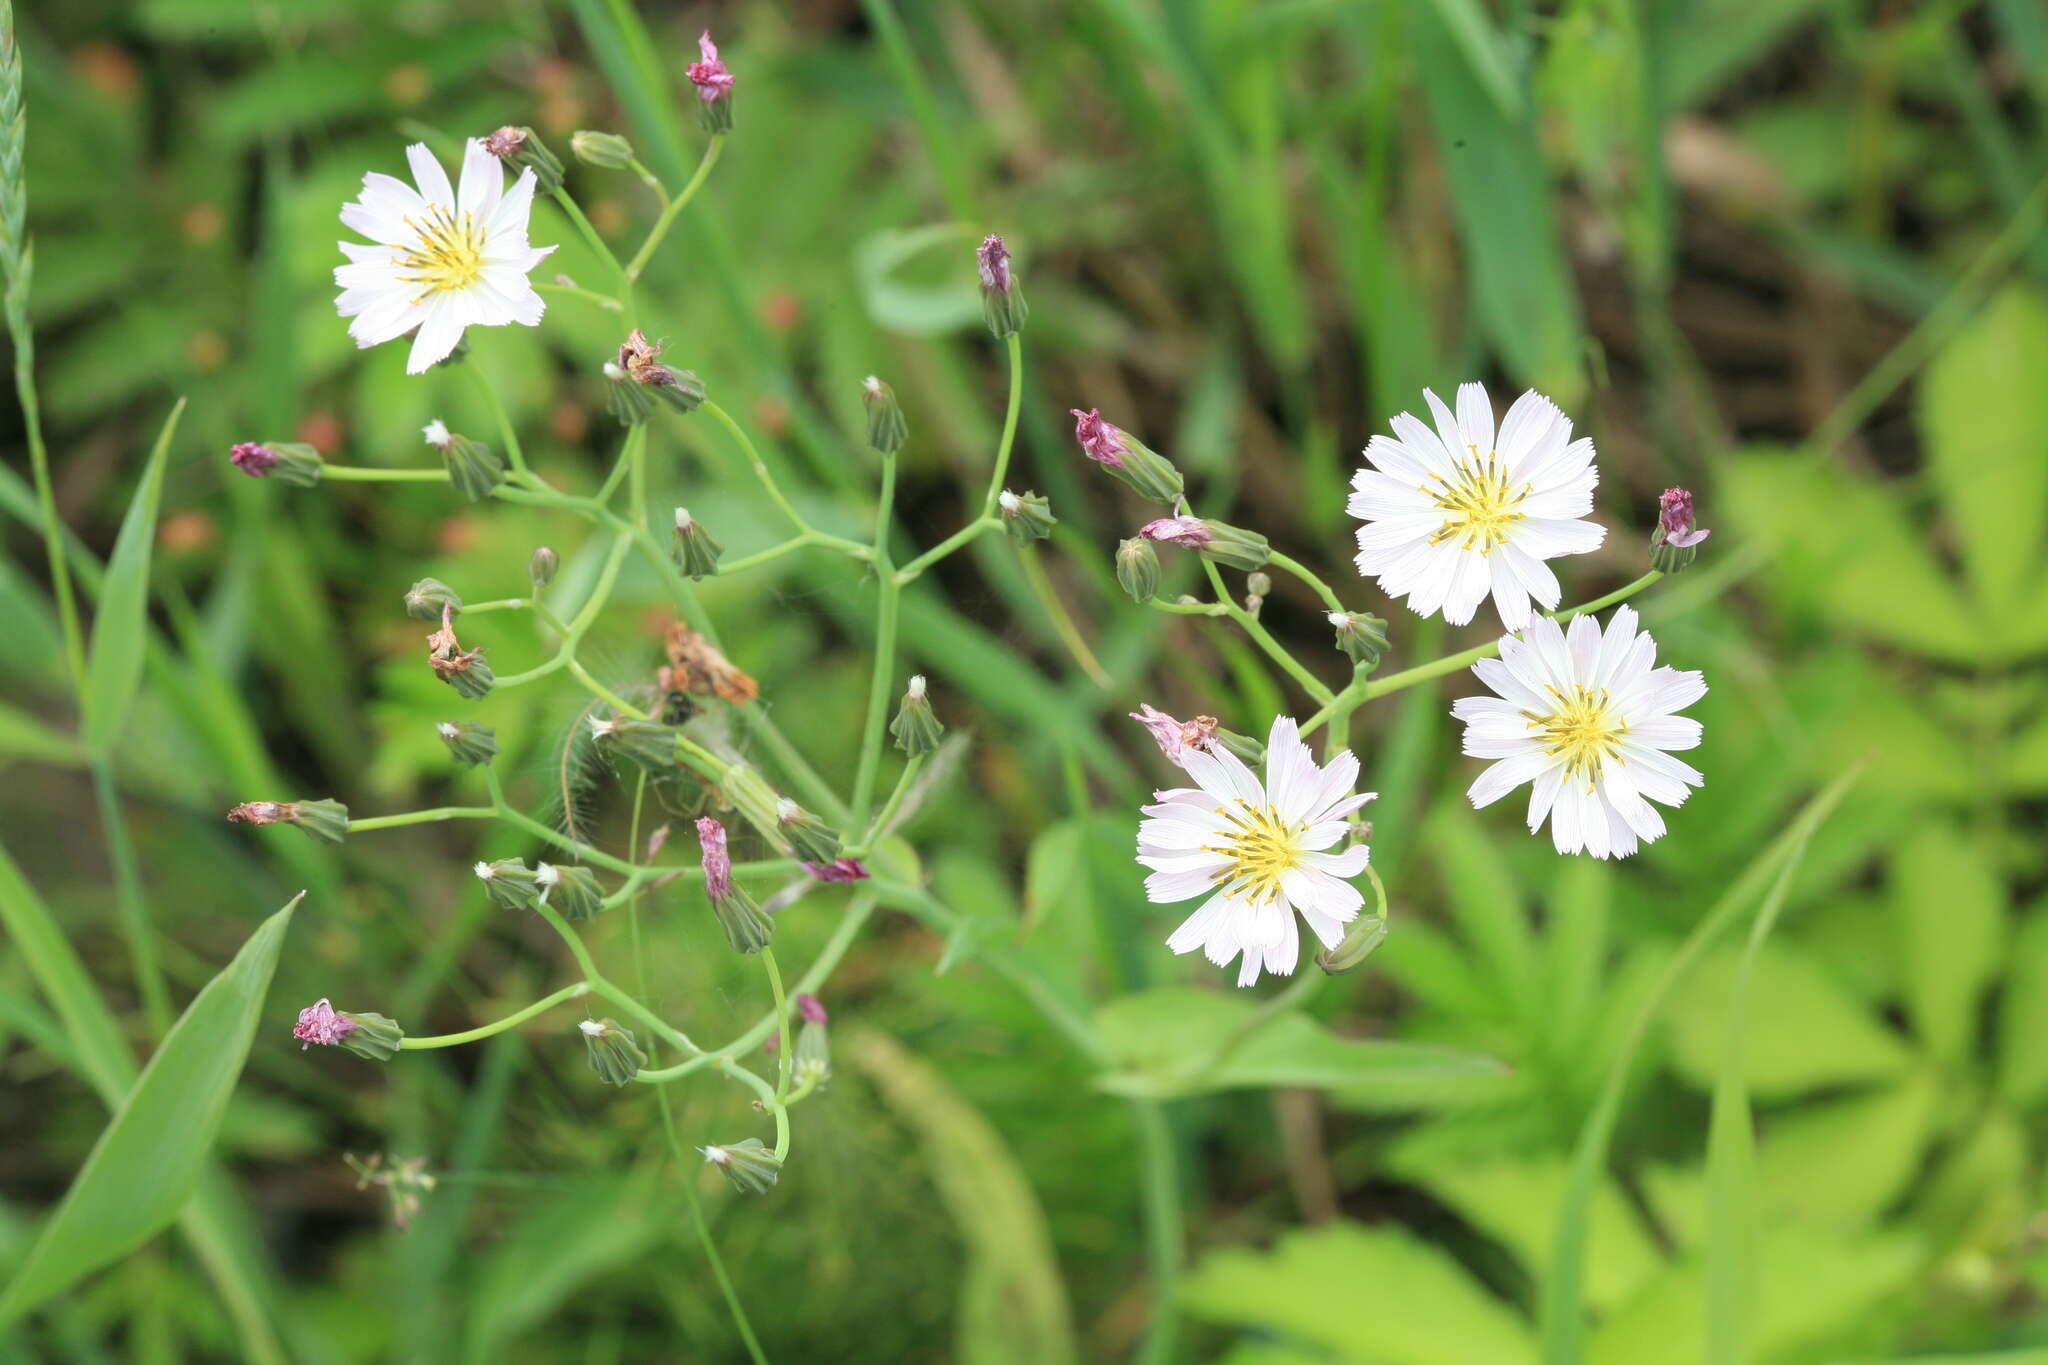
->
(661, 622, 759, 704)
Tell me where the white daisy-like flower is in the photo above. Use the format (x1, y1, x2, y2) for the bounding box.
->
(1137, 715, 1375, 987)
(334, 141, 557, 374)
(1349, 382, 1605, 629)
(1451, 605, 1705, 859)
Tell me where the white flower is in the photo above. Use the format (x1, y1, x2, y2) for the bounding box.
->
(1451, 605, 1705, 859)
(334, 141, 557, 374)
(1136, 715, 1375, 987)
(1349, 383, 1604, 629)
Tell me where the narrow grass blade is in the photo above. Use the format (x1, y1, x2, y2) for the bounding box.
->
(81, 397, 185, 756)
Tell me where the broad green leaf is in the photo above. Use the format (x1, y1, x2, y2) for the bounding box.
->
(2009, 707, 2048, 796)
(854, 225, 983, 336)
(1665, 943, 1911, 1100)
(1916, 1107, 2028, 1253)
(1756, 1074, 1939, 1227)
(0, 893, 300, 1329)
(1022, 819, 1090, 938)
(1920, 285, 2048, 621)
(1426, 805, 1538, 1023)
(82, 398, 184, 755)
(1093, 987, 1511, 1104)
(0, 701, 85, 767)
(1998, 900, 2048, 1105)
(1184, 1221, 1535, 1365)
(1892, 823, 2005, 1064)
(1541, 857, 1613, 1056)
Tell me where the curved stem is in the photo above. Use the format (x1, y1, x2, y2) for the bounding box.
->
(399, 982, 592, 1049)
(762, 948, 792, 1103)
(701, 399, 810, 535)
(550, 187, 630, 294)
(895, 516, 997, 582)
(663, 1086, 771, 1365)
(1266, 550, 1346, 615)
(624, 136, 725, 282)
(978, 333, 1025, 516)
(1226, 603, 1335, 705)
(720, 533, 815, 575)
(469, 364, 532, 482)
(1017, 541, 1111, 688)
(856, 753, 926, 852)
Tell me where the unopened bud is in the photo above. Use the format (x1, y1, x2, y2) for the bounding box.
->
(697, 817, 775, 954)
(997, 489, 1057, 544)
(672, 507, 724, 580)
(861, 375, 907, 454)
(1212, 727, 1266, 766)
(579, 1017, 646, 1086)
(976, 234, 1028, 338)
(718, 766, 784, 844)
(687, 31, 736, 134)
(603, 360, 655, 426)
(423, 420, 504, 502)
(227, 798, 349, 843)
(528, 546, 558, 592)
(436, 720, 498, 768)
(1650, 486, 1711, 574)
(404, 578, 462, 622)
(774, 798, 842, 865)
(1116, 537, 1160, 604)
(1329, 611, 1390, 670)
(570, 129, 634, 169)
(793, 994, 830, 1088)
(889, 675, 944, 757)
(475, 857, 542, 911)
(1069, 409, 1184, 504)
(1247, 572, 1272, 599)
(481, 125, 563, 194)
(615, 331, 705, 413)
(1317, 913, 1389, 975)
(537, 862, 606, 921)
(588, 716, 679, 773)
(1139, 516, 1270, 572)
(229, 441, 323, 486)
(701, 1138, 780, 1194)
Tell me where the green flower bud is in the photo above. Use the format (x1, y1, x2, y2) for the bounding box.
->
(1116, 537, 1160, 604)
(1316, 914, 1389, 976)
(1246, 572, 1273, 600)
(701, 1138, 781, 1194)
(475, 857, 541, 911)
(1139, 516, 1270, 572)
(1213, 727, 1266, 767)
(793, 995, 830, 1089)
(423, 421, 504, 503)
(436, 720, 498, 768)
(528, 546, 558, 592)
(1072, 409, 1185, 505)
(227, 798, 349, 843)
(538, 863, 606, 921)
(1329, 611, 1390, 670)
(440, 651, 495, 700)
(570, 129, 635, 169)
(481, 125, 564, 194)
(404, 578, 462, 622)
(649, 369, 707, 415)
(337, 1011, 405, 1061)
(229, 441, 323, 487)
(889, 675, 944, 757)
(579, 1017, 646, 1086)
(861, 375, 907, 454)
(774, 799, 842, 865)
(719, 766, 784, 844)
(672, 507, 724, 580)
(589, 716, 679, 773)
(604, 361, 655, 427)
(712, 880, 774, 954)
(998, 489, 1057, 544)
(976, 235, 1028, 339)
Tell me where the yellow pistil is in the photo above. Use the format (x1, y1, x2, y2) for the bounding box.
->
(1525, 684, 1627, 790)
(1422, 444, 1532, 554)
(393, 206, 486, 301)
(1203, 801, 1305, 906)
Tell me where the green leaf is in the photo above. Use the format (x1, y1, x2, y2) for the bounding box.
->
(82, 398, 184, 755)
(1426, 805, 1539, 1023)
(1998, 899, 2048, 1106)
(1920, 285, 2048, 621)
(1022, 819, 1089, 939)
(1892, 822, 2005, 1064)
(1755, 1074, 1939, 1227)
(0, 701, 86, 768)
(1093, 987, 1511, 1104)
(854, 225, 983, 336)
(0, 892, 300, 1329)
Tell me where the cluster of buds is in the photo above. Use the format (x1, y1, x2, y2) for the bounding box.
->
(605, 329, 705, 425)
(1242, 571, 1271, 616)
(569, 129, 634, 170)
(701, 1139, 780, 1194)
(687, 31, 736, 134)
(792, 994, 830, 1089)
(1329, 610, 1390, 670)
(1070, 409, 1184, 505)
(861, 375, 907, 455)
(997, 489, 1057, 544)
(436, 720, 498, 768)
(1650, 486, 1711, 574)
(227, 798, 349, 843)
(427, 603, 494, 698)
(977, 235, 1028, 339)
(672, 507, 723, 579)
(482, 125, 564, 194)
(579, 1017, 646, 1087)
(890, 675, 944, 757)
(293, 998, 403, 1060)
(536, 862, 606, 921)
(588, 715, 679, 773)
(697, 817, 773, 953)
(423, 420, 504, 503)
(475, 857, 542, 911)
(228, 440, 323, 486)
(1138, 515, 1270, 572)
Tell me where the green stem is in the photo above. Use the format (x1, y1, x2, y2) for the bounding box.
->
(762, 948, 792, 1102)
(469, 364, 533, 482)
(1131, 1100, 1184, 1365)
(11, 293, 86, 699)
(594, 422, 645, 507)
(321, 466, 450, 483)
(856, 753, 926, 851)
(895, 516, 997, 582)
(624, 136, 724, 282)
(701, 399, 810, 535)
(719, 533, 815, 575)
(533, 280, 622, 313)
(347, 805, 497, 832)
(1266, 550, 1347, 615)
(979, 333, 1024, 516)
(1017, 541, 1112, 688)
(551, 186, 630, 294)
(399, 982, 592, 1049)
(1228, 603, 1334, 705)
(850, 574, 902, 825)
(662, 1086, 771, 1365)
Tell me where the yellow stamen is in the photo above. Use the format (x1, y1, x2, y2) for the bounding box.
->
(1421, 443, 1532, 555)
(393, 206, 486, 302)
(1201, 801, 1305, 906)
(1524, 684, 1627, 791)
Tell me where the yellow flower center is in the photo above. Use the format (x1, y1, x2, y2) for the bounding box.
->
(395, 206, 486, 300)
(1204, 801, 1304, 905)
(1525, 684, 1627, 788)
(1424, 445, 1531, 554)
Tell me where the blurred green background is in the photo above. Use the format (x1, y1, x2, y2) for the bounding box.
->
(4, 0, 2048, 1361)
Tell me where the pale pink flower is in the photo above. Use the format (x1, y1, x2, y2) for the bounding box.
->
(696, 817, 733, 901)
(1138, 516, 1211, 549)
(230, 442, 279, 477)
(1658, 487, 1710, 547)
(1130, 704, 1218, 765)
(1070, 408, 1128, 468)
(802, 857, 870, 884)
(293, 998, 358, 1050)
(688, 31, 735, 103)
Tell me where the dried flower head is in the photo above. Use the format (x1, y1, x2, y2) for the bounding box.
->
(481, 126, 527, 159)
(661, 622, 759, 704)
(1130, 704, 1218, 765)
(696, 816, 734, 902)
(1138, 516, 1212, 550)
(803, 857, 870, 884)
(1070, 408, 1127, 468)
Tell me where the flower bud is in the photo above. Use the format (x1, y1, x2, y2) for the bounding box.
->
(537, 862, 606, 921)
(1139, 516, 1270, 572)
(336, 1011, 405, 1061)
(701, 1139, 780, 1194)
(1212, 727, 1266, 766)
(1069, 409, 1184, 504)
(475, 857, 542, 911)
(229, 441, 323, 487)
(427, 605, 495, 699)
(774, 798, 842, 865)
(588, 716, 679, 773)
(404, 578, 462, 622)
(1116, 536, 1160, 604)
(1329, 611, 1390, 670)
(528, 546, 558, 592)
(803, 857, 870, 883)
(436, 720, 498, 768)
(1650, 486, 1711, 575)
(687, 31, 736, 134)
(481, 125, 564, 194)
(998, 489, 1057, 544)
(570, 129, 634, 169)
(227, 798, 349, 843)
(579, 1017, 646, 1086)
(977, 234, 1028, 338)
(292, 998, 404, 1061)
(615, 331, 705, 413)
(718, 766, 784, 843)
(672, 507, 724, 580)
(1246, 572, 1272, 600)
(697, 817, 775, 954)
(889, 674, 944, 757)
(793, 994, 830, 1088)
(603, 360, 655, 426)
(1316, 913, 1389, 976)
(423, 420, 504, 502)
(861, 375, 907, 454)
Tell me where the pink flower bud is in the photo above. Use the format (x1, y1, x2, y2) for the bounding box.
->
(796, 994, 828, 1024)
(292, 998, 358, 1050)
(1658, 487, 1710, 548)
(696, 816, 734, 902)
(977, 234, 1014, 295)
(1070, 408, 1128, 469)
(481, 126, 527, 159)
(802, 857, 870, 884)
(688, 31, 735, 104)
(229, 442, 279, 477)
(1138, 516, 1212, 550)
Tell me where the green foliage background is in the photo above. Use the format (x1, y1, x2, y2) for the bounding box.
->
(4, 0, 2048, 1361)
